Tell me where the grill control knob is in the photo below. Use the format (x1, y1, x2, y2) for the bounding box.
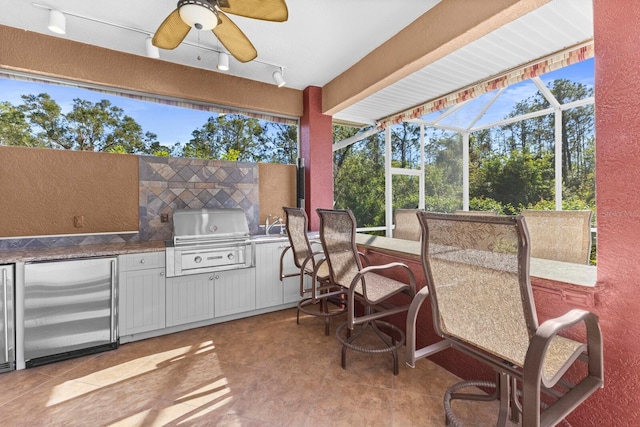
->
(194, 256, 202, 263)
(227, 253, 235, 260)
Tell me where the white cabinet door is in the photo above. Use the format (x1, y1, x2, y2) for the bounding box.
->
(166, 273, 215, 327)
(214, 268, 256, 317)
(255, 241, 300, 309)
(119, 251, 166, 337)
(119, 268, 166, 335)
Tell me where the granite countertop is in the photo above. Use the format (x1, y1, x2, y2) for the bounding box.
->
(355, 233, 597, 288)
(0, 241, 167, 264)
(0, 232, 318, 263)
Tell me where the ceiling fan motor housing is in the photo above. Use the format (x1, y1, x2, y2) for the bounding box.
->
(178, 0, 218, 30)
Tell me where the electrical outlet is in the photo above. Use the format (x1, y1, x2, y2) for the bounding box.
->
(73, 215, 84, 228)
(160, 213, 169, 223)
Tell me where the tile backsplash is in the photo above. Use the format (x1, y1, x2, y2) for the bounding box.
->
(0, 155, 259, 251)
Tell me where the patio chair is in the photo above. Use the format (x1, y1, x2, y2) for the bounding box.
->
(317, 208, 416, 375)
(521, 209, 593, 264)
(393, 208, 421, 241)
(409, 212, 603, 426)
(280, 207, 346, 335)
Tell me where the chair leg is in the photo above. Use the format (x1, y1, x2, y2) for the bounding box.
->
(392, 348, 399, 375)
(510, 376, 521, 424)
(341, 344, 348, 369)
(322, 297, 330, 336)
(497, 372, 510, 427)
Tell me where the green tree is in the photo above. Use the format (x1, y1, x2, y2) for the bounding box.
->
(474, 150, 554, 214)
(257, 122, 298, 164)
(391, 122, 420, 168)
(18, 94, 155, 153)
(423, 130, 463, 212)
(0, 101, 40, 147)
(181, 114, 267, 161)
(469, 79, 595, 211)
(19, 93, 69, 149)
(333, 130, 386, 227)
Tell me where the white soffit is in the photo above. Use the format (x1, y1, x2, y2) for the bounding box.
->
(332, 0, 593, 126)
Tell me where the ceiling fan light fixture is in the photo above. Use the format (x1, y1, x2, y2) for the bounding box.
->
(48, 9, 66, 34)
(217, 52, 230, 71)
(145, 36, 160, 58)
(273, 68, 286, 88)
(178, 0, 218, 31)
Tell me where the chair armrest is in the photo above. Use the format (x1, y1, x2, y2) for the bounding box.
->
(526, 309, 602, 385)
(350, 262, 417, 295)
(312, 257, 328, 280)
(358, 251, 371, 266)
(522, 309, 603, 426)
(279, 246, 293, 280)
(358, 262, 415, 280)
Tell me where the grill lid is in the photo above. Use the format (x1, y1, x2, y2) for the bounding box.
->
(172, 208, 250, 246)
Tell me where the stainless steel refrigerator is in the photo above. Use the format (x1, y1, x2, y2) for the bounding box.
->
(24, 257, 118, 367)
(0, 264, 15, 373)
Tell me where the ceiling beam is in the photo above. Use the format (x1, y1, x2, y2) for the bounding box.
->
(322, 0, 551, 117)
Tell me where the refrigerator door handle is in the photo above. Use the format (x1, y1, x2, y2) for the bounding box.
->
(110, 260, 116, 342)
(3, 268, 8, 362)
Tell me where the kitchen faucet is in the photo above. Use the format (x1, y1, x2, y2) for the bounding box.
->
(265, 214, 283, 235)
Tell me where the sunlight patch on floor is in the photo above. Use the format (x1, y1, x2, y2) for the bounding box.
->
(47, 343, 216, 407)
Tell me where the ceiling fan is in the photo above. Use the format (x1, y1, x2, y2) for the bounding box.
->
(152, 0, 288, 63)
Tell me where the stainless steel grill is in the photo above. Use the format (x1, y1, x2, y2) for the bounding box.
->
(165, 208, 254, 277)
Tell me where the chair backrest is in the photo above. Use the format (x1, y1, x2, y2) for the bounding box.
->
(418, 212, 537, 368)
(520, 209, 592, 264)
(316, 209, 362, 288)
(393, 209, 421, 241)
(283, 207, 313, 270)
(454, 210, 498, 216)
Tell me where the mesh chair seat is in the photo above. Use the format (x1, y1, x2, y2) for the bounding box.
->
(303, 259, 329, 278)
(353, 272, 411, 305)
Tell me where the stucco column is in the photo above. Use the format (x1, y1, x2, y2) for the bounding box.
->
(300, 86, 333, 230)
(587, 0, 640, 425)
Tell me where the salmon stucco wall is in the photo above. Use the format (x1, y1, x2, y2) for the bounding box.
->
(587, 0, 640, 425)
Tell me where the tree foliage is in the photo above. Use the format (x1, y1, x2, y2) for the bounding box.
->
(0, 94, 297, 162)
(333, 78, 595, 226)
(333, 126, 385, 227)
(181, 114, 268, 161)
(468, 78, 595, 213)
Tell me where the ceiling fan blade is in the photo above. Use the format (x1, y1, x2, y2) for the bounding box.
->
(218, 0, 288, 22)
(152, 9, 191, 50)
(213, 12, 258, 63)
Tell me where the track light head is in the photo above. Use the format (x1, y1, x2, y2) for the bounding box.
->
(217, 52, 230, 71)
(272, 68, 286, 88)
(48, 9, 66, 34)
(145, 36, 160, 58)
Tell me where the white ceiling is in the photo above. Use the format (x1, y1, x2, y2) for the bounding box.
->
(0, 0, 593, 125)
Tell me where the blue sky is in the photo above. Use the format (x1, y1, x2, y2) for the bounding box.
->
(0, 58, 594, 143)
(421, 58, 594, 128)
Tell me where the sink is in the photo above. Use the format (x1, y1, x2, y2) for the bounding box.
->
(251, 234, 288, 243)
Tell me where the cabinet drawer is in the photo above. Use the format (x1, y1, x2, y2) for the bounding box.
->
(119, 251, 165, 271)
